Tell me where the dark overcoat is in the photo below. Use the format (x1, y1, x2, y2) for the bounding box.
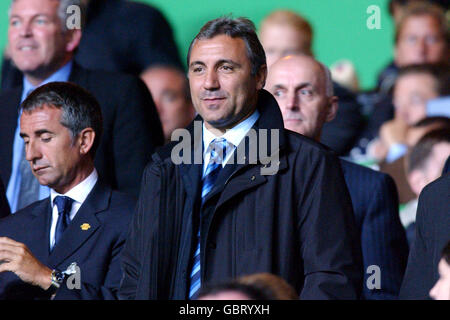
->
(120, 90, 363, 299)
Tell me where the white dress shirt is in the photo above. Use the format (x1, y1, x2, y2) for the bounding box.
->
(202, 110, 260, 176)
(49, 169, 98, 250)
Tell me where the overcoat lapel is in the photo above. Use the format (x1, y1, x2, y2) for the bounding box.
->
(27, 199, 52, 264)
(48, 181, 109, 267)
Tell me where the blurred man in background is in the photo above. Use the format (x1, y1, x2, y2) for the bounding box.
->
(369, 64, 447, 164)
(259, 10, 313, 68)
(0, 0, 162, 212)
(260, 9, 364, 156)
(363, 2, 448, 145)
(142, 65, 196, 143)
(402, 129, 450, 245)
(265, 54, 409, 299)
(381, 116, 450, 206)
(1, 0, 183, 95)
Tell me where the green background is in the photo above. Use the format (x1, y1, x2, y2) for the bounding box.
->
(0, 0, 394, 90)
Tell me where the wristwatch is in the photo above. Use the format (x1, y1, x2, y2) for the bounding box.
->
(48, 269, 65, 294)
(47, 262, 78, 296)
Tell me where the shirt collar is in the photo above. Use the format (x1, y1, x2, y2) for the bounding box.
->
(22, 61, 73, 101)
(50, 168, 98, 206)
(202, 110, 260, 152)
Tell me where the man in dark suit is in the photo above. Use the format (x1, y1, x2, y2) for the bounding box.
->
(399, 172, 450, 299)
(119, 17, 362, 300)
(0, 0, 163, 212)
(0, 179, 11, 219)
(1, 0, 184, 105)
(0, 82, 135, 300)
(265, 54, 409, 299)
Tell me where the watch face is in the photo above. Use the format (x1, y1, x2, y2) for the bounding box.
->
(54, 271, 65, 283)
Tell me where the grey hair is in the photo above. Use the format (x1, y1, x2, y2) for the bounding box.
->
(187, 16, 267, 77)
(21, 81, 103, 158)
(9, 0, 85, 32)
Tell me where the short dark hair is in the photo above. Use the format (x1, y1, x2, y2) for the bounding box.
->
(396, 63, 448, 96)
(21, 81, 103, 158)
(442, 241, 450, 265)
(407, 128, 450, 173)
(187, 16, 267, 77)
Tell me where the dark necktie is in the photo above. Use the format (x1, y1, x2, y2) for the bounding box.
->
(53, 195, 74, 248)
(189, 138, 228, 299)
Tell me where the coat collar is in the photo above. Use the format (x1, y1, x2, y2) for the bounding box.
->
(155, 89, 287, 161)
(47, 180, 111, 268)
(154, 89, 289, 207)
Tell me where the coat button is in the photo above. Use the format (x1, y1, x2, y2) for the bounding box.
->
(251, 175, 256, 181)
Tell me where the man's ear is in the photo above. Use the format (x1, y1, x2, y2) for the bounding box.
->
(325, 96, 339, 122)
(65, 29, 82, 53)
(256, 64, 268, 90)
(77, 128, 95, 156)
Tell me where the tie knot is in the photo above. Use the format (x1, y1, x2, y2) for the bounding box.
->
(53, 196, 74, 216)
(209, 138, 228, 165)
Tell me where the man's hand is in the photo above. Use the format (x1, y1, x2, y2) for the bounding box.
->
(379, 119, 408, 148)
(0, 237, 52, 290)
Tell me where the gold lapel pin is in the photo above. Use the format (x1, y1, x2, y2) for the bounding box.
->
(80, 223, 91, 231)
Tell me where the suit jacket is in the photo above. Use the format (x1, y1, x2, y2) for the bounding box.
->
(341, 160, 409, 299)
(0, 63, 163, 199)
(399, 173, 450, 299)
(0, 180, 135, 300)
(119, 89, 363, 300)
(0, 178, 10, 218)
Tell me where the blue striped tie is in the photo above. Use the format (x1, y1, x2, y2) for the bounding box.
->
(53, 195, 74, 250)
(189, 138, 228, 299)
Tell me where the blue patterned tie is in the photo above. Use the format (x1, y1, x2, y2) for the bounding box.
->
(53, 196, 74, 249)
(189, 138, 228, 299)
